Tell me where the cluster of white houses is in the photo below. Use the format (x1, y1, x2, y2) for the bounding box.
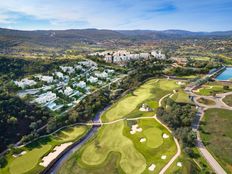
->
(14, 60, 117, 111)
(89, 50, 166, 64)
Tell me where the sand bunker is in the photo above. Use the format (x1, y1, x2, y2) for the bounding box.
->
(140, 138, 146, 143)
(130, 124, 143, 134)
(148, 164, 156, 171)
(12, 151, 27, 158)
(161, 155, 167, 160)
(40, 142, 72, 167)
(177, 162, 182, 167)
(162, 133, 169, 139)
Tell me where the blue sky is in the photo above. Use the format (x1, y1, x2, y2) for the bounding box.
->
(0, 0, 231, 31)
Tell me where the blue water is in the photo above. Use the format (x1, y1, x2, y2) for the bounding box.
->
(216, 67, 232, 81)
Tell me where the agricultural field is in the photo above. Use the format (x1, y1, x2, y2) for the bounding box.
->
(200, 108, 232, 173)
(0, 125, 89, 174)
(222, 94, 232, 107)
(58, 79, 180, 174)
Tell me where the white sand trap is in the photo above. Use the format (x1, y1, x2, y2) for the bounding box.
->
(161, 155, 167, 160)
(162, 133, 169, 139)
(12, 151, 27, 158)
(140, 138, 146, 143)
(40, 142, 72, 167)
(130, 124, 143, 134)
(177, 162, 182, 167)
(148, 164, 156, 171)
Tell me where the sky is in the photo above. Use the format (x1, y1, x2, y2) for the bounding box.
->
(0, 0, 232, 31)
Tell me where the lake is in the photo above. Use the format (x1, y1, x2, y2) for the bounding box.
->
(216, 67, 232, 81)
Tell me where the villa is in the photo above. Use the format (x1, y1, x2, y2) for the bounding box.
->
(63, 86, 74, 96)
(34, 91, 57, 104)
(60, 66, 75, 74)
(73, 81, 87, 88)
(14, 78, 37, 89)
(95, 72, 108, 79)
(87, 76, 98, 83)
(35, 75, 54, 83)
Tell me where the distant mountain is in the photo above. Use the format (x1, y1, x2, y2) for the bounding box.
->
(0, 28, 232, 50)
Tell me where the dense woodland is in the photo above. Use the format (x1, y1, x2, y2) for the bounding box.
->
(157, 98, 196, 152)
(0, 89, 51, 152)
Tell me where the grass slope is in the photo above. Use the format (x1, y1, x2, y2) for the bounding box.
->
(102, 79, 179, 122)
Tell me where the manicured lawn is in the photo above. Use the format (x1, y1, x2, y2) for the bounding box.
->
(58, 79, 179, 174)
(200, 108, 232, 173)
(197, 98, 216, 105)
(222, 94, 232, 107)
(196, 84, 231, 96)
(102, 79, 179, 122)
(0, 125, 89, 174)
(10, 145, 51, 174)
(171, 90, 193, 104)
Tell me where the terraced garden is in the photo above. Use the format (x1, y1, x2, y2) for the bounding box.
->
(58, 79, 180, 174)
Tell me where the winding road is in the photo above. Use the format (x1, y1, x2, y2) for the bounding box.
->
(185, 86, 231, 174)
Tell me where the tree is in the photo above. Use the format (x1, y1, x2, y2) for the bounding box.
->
(223, 86, 229, 90)
(0, 156, 7, 168)
(7, 116, 17, 124)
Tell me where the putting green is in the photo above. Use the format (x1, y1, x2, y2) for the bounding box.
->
(143, 127, 163, 148)
(80, 122, 146, 174)
(9, 145, 52, 174)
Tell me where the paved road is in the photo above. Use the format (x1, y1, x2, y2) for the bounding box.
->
(185, 86, 229, 174)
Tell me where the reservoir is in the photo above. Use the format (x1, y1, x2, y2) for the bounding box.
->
(216, 67, 232, 81)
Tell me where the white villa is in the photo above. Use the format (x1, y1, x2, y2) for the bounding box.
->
(87, 76, 98, 83)
(79, 60, 97, 67)
(151, 50, 166, 59)
(14, 78, 37, 89)
(35, 75, 54, 83)
(95, 72, 108, 79)
(54, 72, 64, 79)
(60, 66, 75, 74)
(34, 91, 57, 104)
(73, 81, 87, 88)
(63, 87, 74, 96)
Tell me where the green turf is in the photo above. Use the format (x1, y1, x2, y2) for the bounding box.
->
(222, 94, 232, 107)
(9, 145, 51, 174)
(58, 79, 179, 174)
(171, 90, 193, 104)
(200, 108, 232, 173)
(196, 85, 231, 96)
(143, 127, 163, 148)
(0, 125, 89, 174)
(102, 79, 179, 122)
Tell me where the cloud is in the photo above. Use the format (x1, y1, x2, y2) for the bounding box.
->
(0, 0, 231, 31)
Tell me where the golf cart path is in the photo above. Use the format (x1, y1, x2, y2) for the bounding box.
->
(155, 93, 181, 174)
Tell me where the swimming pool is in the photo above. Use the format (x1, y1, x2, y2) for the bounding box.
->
(216, 67, 232, 81)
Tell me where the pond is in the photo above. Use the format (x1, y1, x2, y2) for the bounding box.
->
(216, 67, 232, 81)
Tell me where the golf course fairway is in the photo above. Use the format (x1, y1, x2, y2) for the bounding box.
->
(58, 79, 179, 174)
